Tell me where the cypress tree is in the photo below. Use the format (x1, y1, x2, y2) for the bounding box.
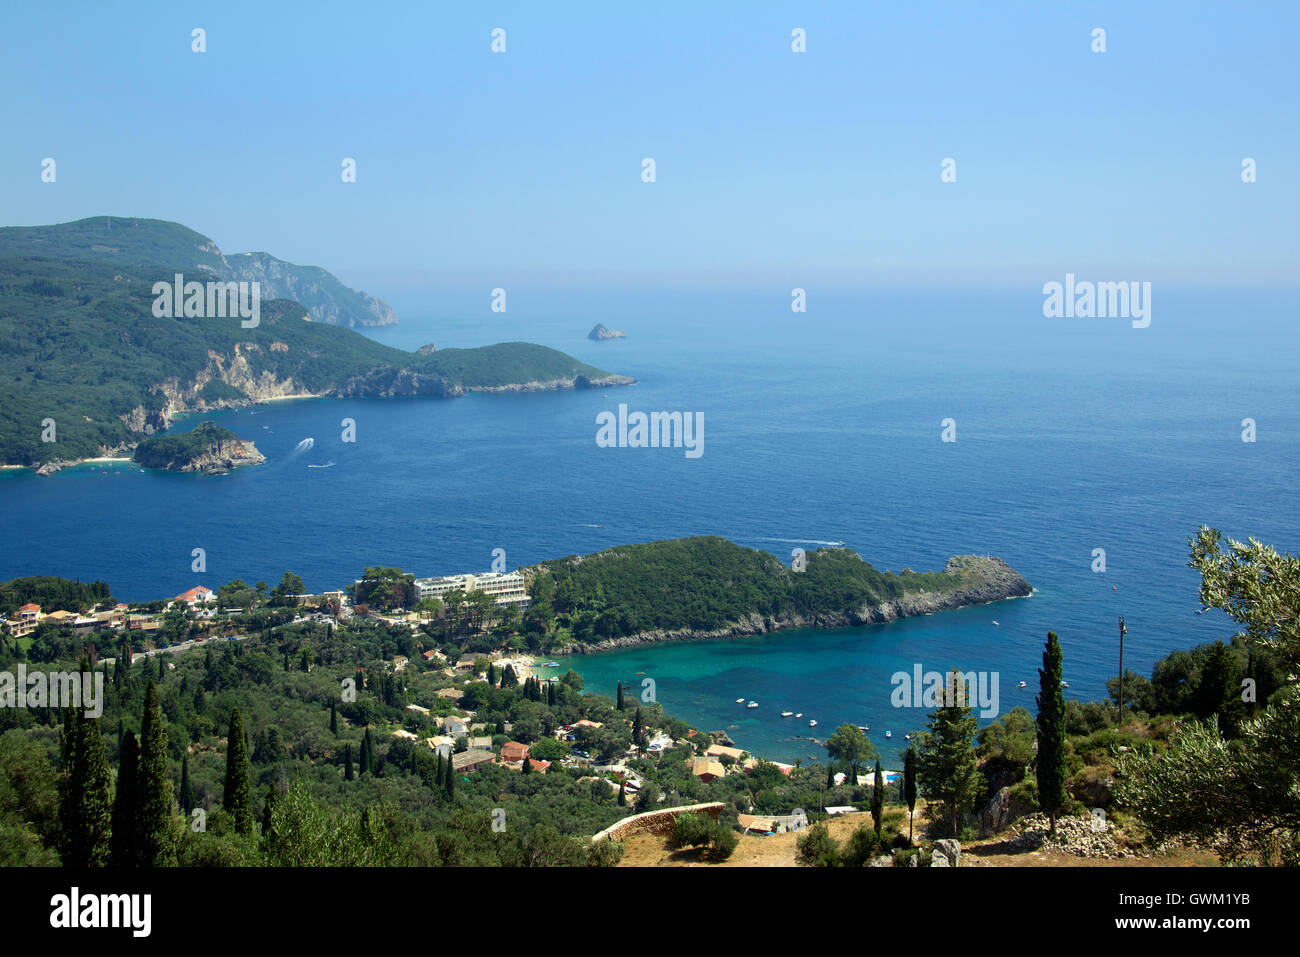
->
(903, 746, 918, 845)
(61, 715, 113, 866)
(359, 729, 372, 775)
(523, 755, 533, 775)
(547, 682, 556, 707)
(261, 785, 278, 843)
(617, 780, 626, 805)
(329, 698, 337, 735)
(222, 707, 254, 835)
(616, 682, 625, 710)
(344, 742, 355, 781)
(916, 670, 981, 839)
(826, 763, 835, 789)
(444, 754, 455, 799)
(871, 760, 885, 835)
(61, 706, 77, 769)
(136, 680, 176, 865)
(110, 731, 140, 866)
(179, 751, 195, 814)
(487, 662, 496, 686)
(1036, 632, 1067, 836)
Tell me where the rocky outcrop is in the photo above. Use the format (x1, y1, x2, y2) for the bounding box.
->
(562, 556, 1032, 654)
(473, 373, 637, 394)
(174, 439, 265, 475)
(588, 323, 625, 341)
(932, 839, 962, 867)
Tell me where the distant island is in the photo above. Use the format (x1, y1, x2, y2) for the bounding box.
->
(0, 217, 635, 470)
(588, 323, 626, 341)
(132, 421, 264, 474)
(522, 537, 1033, 653)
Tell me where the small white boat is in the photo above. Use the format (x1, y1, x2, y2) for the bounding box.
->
(904, 734, 912, 740)
(808, 719, 818, 727)
(992, 620, 1000, 626)
(795, 713, 803, 718)
(736, 698, 745, 704)
(1018, 680, 1027, 688)
(885, 730, 892, 738)
(747, 701, 758, 709)
(780, 711, 793, 718)
(1061, 680, 1070, 688)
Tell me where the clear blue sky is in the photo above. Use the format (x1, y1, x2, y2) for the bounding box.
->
(3, 1, 1297, 288)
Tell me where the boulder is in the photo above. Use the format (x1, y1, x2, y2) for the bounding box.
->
(933, 838, 962, 867)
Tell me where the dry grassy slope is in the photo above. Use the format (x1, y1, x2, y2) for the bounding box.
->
(615, 809, 1220, 868)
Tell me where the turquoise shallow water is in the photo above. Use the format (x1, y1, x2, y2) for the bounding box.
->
(3, 284, 1297, 763)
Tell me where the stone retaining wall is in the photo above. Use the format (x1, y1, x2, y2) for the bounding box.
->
(590, 802, 725, 844)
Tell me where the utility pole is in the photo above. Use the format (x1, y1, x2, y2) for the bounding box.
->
(1117, 616, 1127, 727)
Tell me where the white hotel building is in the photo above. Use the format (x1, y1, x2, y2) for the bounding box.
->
(413, 571, 530, 608)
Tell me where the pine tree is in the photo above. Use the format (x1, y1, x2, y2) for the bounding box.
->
(179, 751, 195, 814)
(871, 760, 885, 835)
(344, 742, 355, 781)
(1036, 632, 1067, 836)
(110, 731, 140, 866)
(916, 670, 981, 839)
(222, 707, 254, 835)
(903, 746, 918, 845)
(60, 714, 113, 866)
(135, 681, 176, 865)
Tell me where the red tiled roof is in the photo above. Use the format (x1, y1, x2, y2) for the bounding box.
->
(500, 741, 530, 761)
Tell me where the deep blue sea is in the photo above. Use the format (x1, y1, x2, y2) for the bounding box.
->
(4, 284, 1297, 763)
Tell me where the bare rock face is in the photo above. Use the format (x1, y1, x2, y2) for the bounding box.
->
(932, 838, 962, 867)
(588, 323, 626, 341)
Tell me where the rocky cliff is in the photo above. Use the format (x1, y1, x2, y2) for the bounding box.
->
(588, 323, 626, 340)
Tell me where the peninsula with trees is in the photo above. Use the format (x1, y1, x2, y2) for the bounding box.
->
(0, 217, 635, 470)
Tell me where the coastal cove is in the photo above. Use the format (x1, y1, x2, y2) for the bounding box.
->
(563, 596, 1046, 766)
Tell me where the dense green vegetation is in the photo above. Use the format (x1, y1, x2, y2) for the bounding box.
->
(0, 218, 615, 466)
(0, 576, 114, 619)
(2, 526, 1295, 868)
(132, 421, 246, 470)
(525, 537, 966, 646)
(0, 216, 388, 328)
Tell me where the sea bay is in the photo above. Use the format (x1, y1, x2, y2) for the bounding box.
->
(2, 284, 1297, 763)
